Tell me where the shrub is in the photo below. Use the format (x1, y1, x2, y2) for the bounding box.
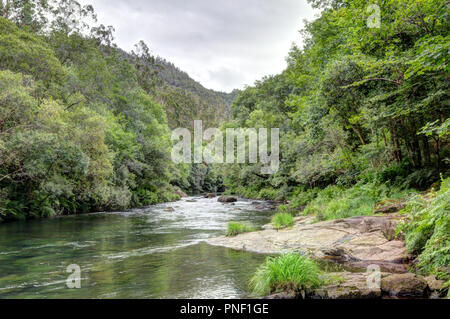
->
(258, 188, 278, 200)
(397, 177, 450, 284)
(226, 222, 257, 236)
(272, 213, 294, 229)
(290, 187, 320, 208)
(250, 253, 323, 296)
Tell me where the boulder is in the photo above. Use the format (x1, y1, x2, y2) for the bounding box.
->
(311, 272, 382, 299)
(204, 193, 216, 198)
(374, 200, 405, 214)
(381, 273, 428, 297)
(174, 188, 188, 198)
(424, 275, 445, 292)
(218, 196, 237, 203)
(164, 207, 175, 212)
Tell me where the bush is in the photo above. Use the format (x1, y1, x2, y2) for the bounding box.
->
(290, 187, 320, 208)
(250, 253, 323, 296)
(258, 188, 278, 200)
(397, 177, 450, 284)
(272, 213, 294, 229)
(226, 222, 257, 236)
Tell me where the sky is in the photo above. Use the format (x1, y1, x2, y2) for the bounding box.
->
(80, 0, 319, 92)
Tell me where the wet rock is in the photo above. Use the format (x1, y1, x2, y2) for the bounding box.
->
(381, 273, 427, 297)
(204, 193, 216, 198)
(164, 207, 175, 212)
(185, 199, 197, 203)
(218, 196, 237, 203)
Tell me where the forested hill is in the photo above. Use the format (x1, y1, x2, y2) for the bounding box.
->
(156, 57, 239, 111)
(154, 57, 236, 129)
(116, 44, 237, 129)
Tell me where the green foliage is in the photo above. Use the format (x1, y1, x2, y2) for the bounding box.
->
(0, 13, 183, 222)
(226, 222, 257, 237)
(250, 253, 323, 296)
(304, 182, 416, 221)
(398, 177, 450, 282)
(257, 188, 278, 200)
(0, 17, 66, 86)
(271, 213, 294, 229)
(222, 0, 449, 212)
(155, 56, 234, 129)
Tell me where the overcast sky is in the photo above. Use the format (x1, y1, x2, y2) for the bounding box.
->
(81, 0, 319, 92)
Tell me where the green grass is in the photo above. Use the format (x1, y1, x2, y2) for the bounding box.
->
(226, 222, 257, 236)
(250, 253, 323, 296)
(302, 182, 416, 222)
(271, 213, 294, 229)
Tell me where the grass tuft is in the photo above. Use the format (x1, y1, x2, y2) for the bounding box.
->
(226, 222, 257, 236)
(271, 213, 294, 229)
(250, 253, 323, 296)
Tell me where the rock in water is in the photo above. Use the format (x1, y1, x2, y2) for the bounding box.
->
(204, 193, 216, 198)
(218, 196, 237, 203)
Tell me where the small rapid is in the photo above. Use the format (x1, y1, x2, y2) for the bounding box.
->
(0, 196, 276, 299)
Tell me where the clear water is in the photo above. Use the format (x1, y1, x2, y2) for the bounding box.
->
(0, 197, 276, 299)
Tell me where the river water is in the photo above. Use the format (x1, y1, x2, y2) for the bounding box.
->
(0, 196, 276, 299)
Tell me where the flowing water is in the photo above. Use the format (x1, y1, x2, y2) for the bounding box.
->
(0, 197, 277, 299)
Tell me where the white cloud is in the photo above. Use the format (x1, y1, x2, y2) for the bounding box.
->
(81, 0, 319, 92)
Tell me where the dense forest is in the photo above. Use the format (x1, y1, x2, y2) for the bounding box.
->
(0, 0, 448, 285)
(223, 0, 449, 201)
(0, 0, 229, 222)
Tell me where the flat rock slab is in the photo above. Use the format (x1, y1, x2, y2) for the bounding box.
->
(207, 215, 410, 268)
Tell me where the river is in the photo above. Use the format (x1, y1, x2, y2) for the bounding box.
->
(0, 196, 276, 299)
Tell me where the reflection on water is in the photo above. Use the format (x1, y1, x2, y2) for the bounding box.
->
(0, 197, 276, 299)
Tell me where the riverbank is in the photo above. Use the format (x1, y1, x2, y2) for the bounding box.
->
(208, 209, 448, 299)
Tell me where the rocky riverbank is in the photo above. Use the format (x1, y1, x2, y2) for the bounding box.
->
(207, 214, 447, 299)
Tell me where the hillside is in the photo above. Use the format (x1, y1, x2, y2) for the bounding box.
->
(155, 57, 236, 128)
